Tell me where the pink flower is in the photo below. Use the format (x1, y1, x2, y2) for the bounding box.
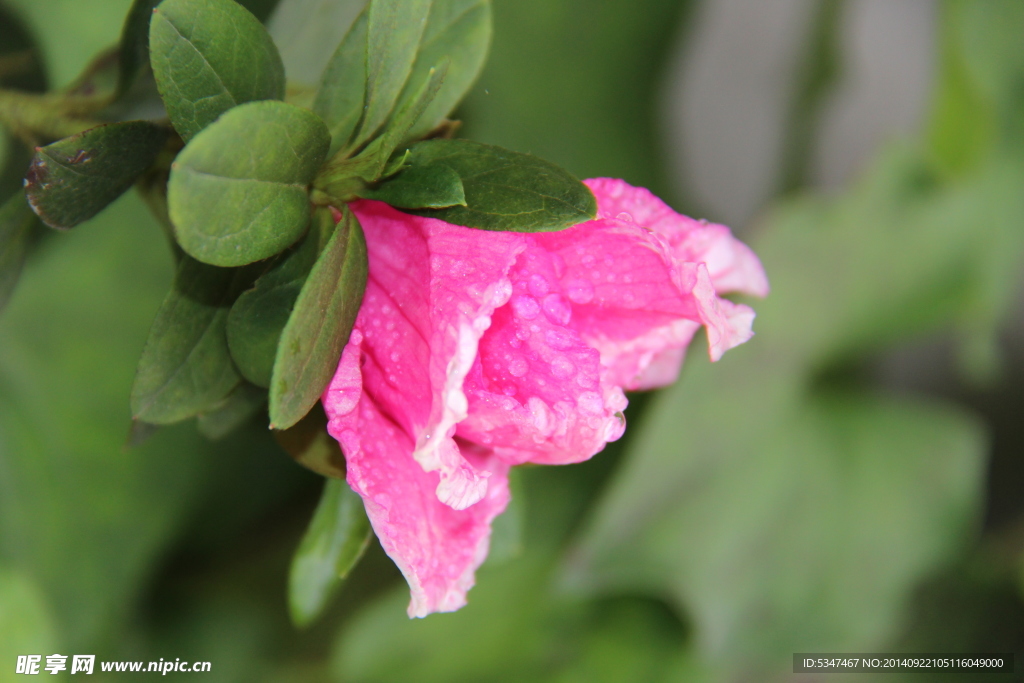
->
(322, 178, 768, 617)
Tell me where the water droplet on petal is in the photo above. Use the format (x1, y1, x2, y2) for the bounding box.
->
(493, 279, 513, 306)
(616, 211, 633, 222)
(550, 356, 575, 379)
(511, 295, 540, 320)
(508, 357, 529, 377)
(565, 279, 595, 304)
(528, 274, 550, 298)
(577, 392, 603, 415)
(545, 329, 574, 350)
(542, 293, 571, 325)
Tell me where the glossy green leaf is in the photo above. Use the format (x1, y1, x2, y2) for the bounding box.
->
(117, 0, 161, 96)
(0, 192, 36, 314)
(317, 60, 448, 194)
(168, 101, 330, 267)
(196, 381, 267, 440)
(352, 0, 433, 148)
(288, 478, 372, 628)
(313, 9, 368, 156)
(273, 402, 347, 479)
(269, 207, 367, 430)
(131, 256, 248, 424)
(150, 0, 286, 141)
(396, 0, 492, 142)
(24, 121, 167, 230)
(402, 139, 597, 231)
(359, 160, 466, 208)
(227, 208, 334, 387)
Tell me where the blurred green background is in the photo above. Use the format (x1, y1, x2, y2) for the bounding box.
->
(2, 0, 1024, 681)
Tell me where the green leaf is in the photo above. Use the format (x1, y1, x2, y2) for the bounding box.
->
(196, 381, 267, 440)
(168, 100, 330, 267)
(269, 206, 367, 430)
(402, 139, 597, 231)
(570, 354, 985, 666)
(395, 0, 492, 142)
(352, 0, 433, 148)
(288, 478, 372, 628)
(227, 208, 334, 387)
(24, 121, 168, 230)
(359, 160, 466, 208)
(317, 60, 449, 194)
(312, 8, 368, 156)
(131, 256, 249, 424)
(0, 191, 36, 314)
(150, 0, 286, 141)
(273, 402, 347, 479)
(568, 152, 1024, 669)
(0, 191, 268, 648)
(117, 0, 161, 96)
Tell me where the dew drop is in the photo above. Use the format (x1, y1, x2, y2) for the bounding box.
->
(527, 274, 550, 298)
(616, 211, 633, 222)
(508, 357, 529, 377)
(542, 293, 571, 325)
(511, 295, 540, 320)
(565, 279, 595, 304)
(576, 373, 596, 389)
(493, 279, 513, 306)
(576, 392, 603, 415)
(550, 356, 575, 379)
(545, 329, 574, 350)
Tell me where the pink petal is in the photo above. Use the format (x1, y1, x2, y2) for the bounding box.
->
(458, 239, 628, 466)
(534, 216, 752, 388)
(584, 177, 769, 297)
(323, 331, 510, 618)
(347, 200, 526, 510)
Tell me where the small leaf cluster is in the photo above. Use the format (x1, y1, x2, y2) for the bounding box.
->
(0, 0, 597, 627)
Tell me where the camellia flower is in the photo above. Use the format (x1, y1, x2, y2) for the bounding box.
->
(322, 178, 768, 617)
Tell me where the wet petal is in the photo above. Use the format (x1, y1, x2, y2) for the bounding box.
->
(348, 200, 525, 509)
(584, 177, 769, 297)
(323, 330, 511, 618)
(459, 240, 627, 465)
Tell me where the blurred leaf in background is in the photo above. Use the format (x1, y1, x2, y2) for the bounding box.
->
(4, 0, 1024, 682)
